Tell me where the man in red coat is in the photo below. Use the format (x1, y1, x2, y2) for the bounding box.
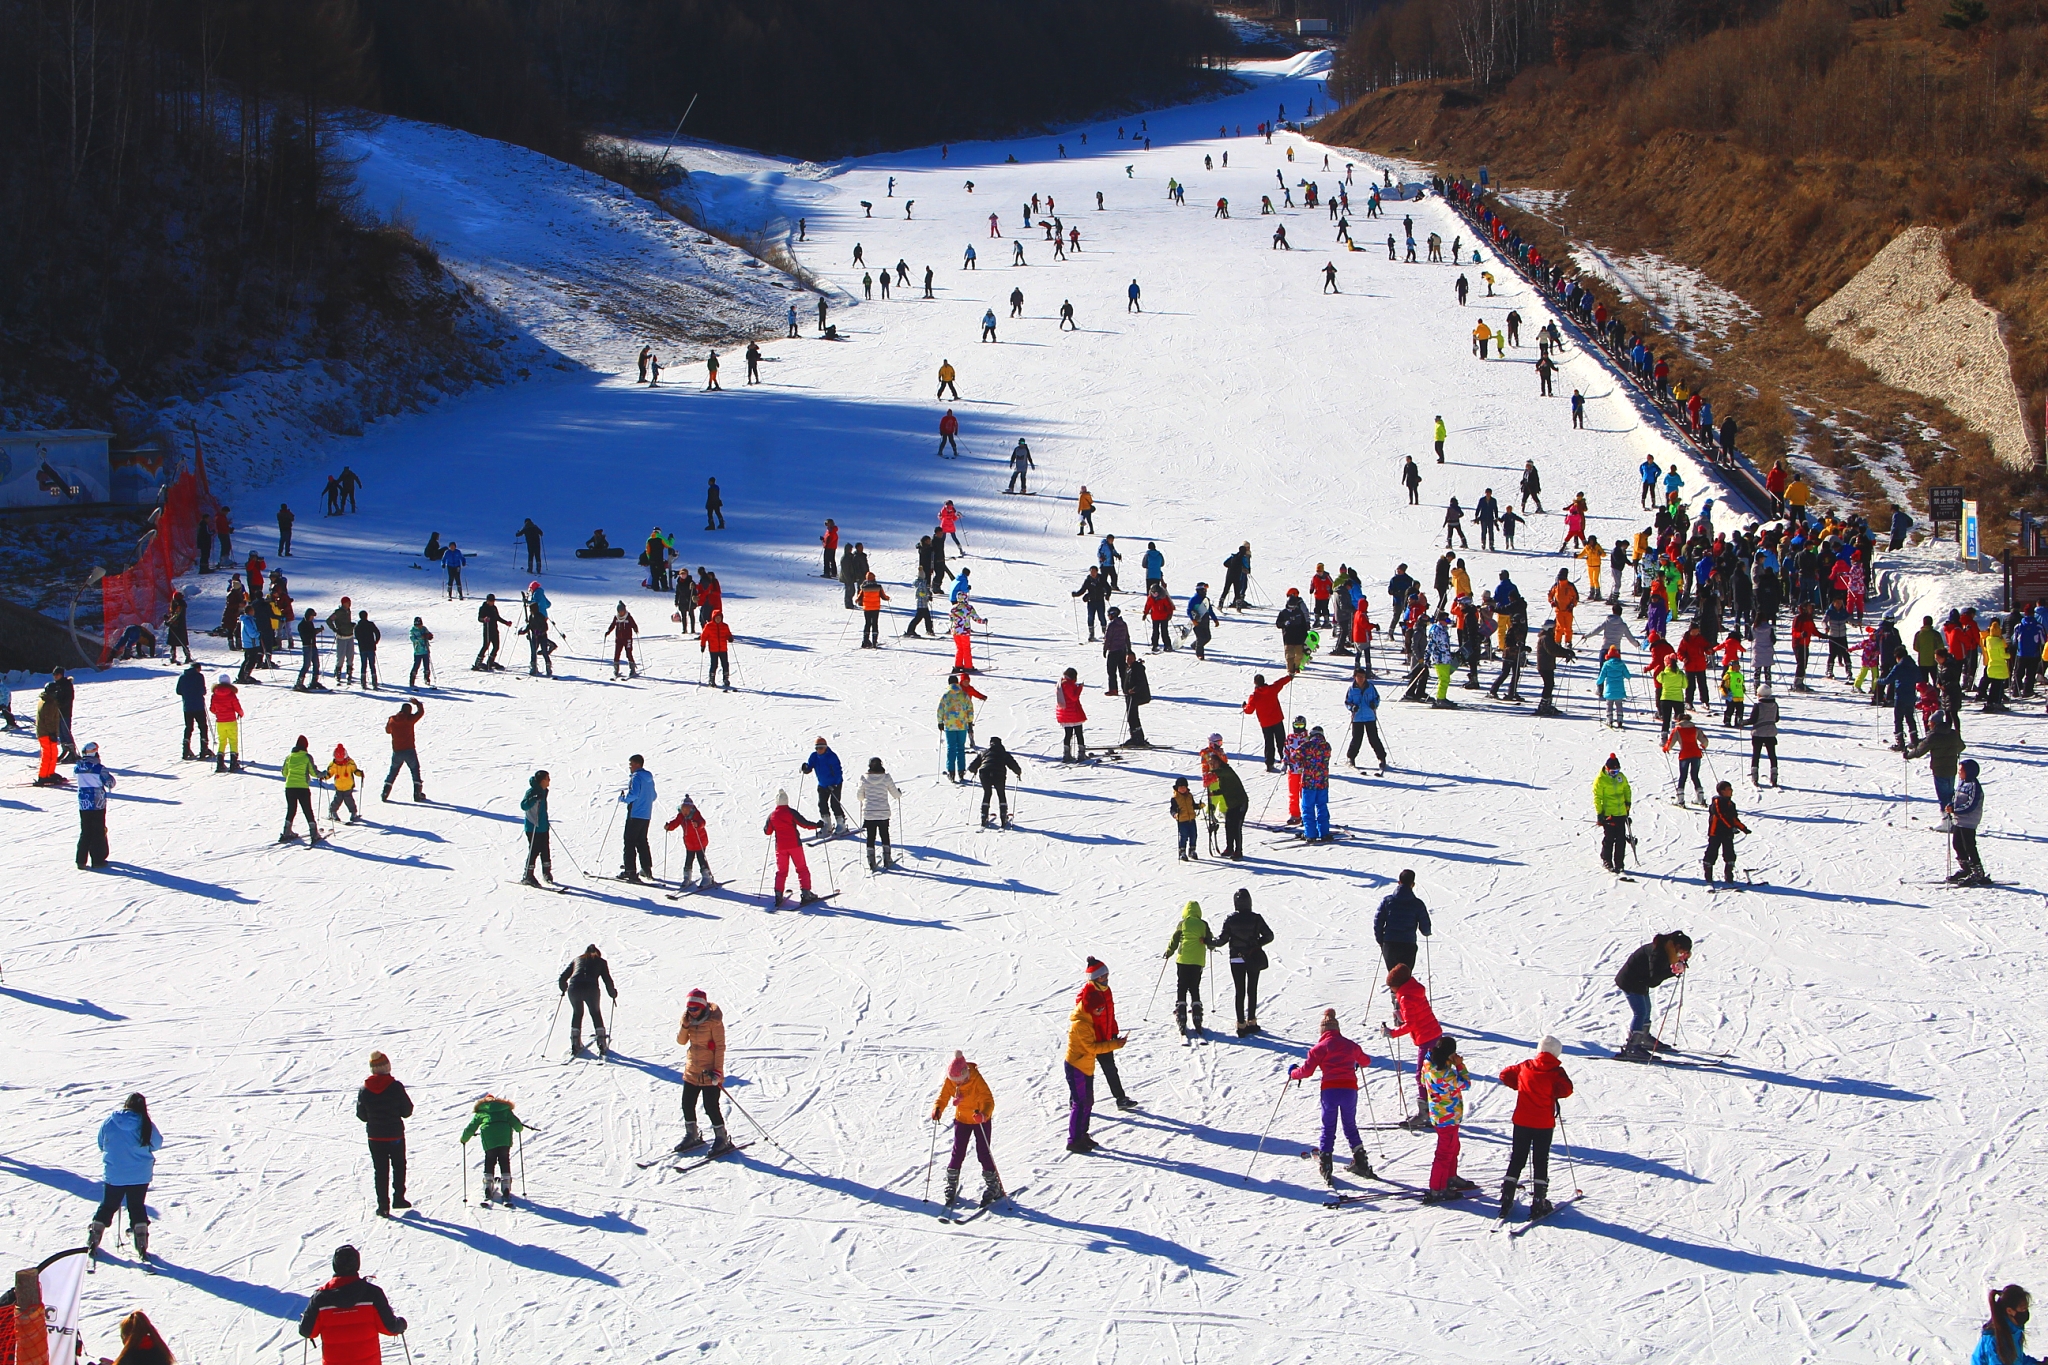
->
(299, 1245, 407, 1364)
(1497, 1036, 1574, 1221)
(937, 409, 960, 458)
(1242, 673, 1292, 771)
(1676, 624, 1711, 706)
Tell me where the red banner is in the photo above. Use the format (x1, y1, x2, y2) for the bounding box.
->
(99, 437, 219, 654)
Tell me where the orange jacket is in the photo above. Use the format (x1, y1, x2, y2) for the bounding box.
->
(676, 1005, 726, 1086)
(700, 618, 733, 651)
(931, 1065, 995, 1125)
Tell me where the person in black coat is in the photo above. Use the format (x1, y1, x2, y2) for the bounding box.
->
(559, 945, 618, 1058)
(299, 1245, 406, 1347)
(1216, 888, 1274, 1035)
(176, 662, 210, 760)
(1614, 930, 1691, 1059)
(1102, 608, 1131, 694)
(356, 1051, 414, 1217)
(1122, 653, 1152, 747)
(1373, 870, 1431, 970)
(967, 737, 1021, 827)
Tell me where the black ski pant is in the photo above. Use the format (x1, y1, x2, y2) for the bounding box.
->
(1347, 720, 1386, 766)
(1601, 817, 1629, 870)
(817, 783, 846, 824)
(476, 629, 501, 669)
(904, 605, 934, 636)
(1106, 653, 1127, 694)
(1084, 600, 1107, 639)
(683, 1082, 724, 1125)
(525, 829, 552, 879)
(864, 819, 892, 862)
(360, 648, 380, 688)
(183, 709, 211, 755)
(92, 1183, 149, 1229)
(1537, 671, 1557, 709)
(1685, 670, 1709, 705)
(1097, 1051, 1131, 1104)
(1953, 827, 1983, 875)
(76, 809, 108, 868)
(369, 1139, 407, 1211)
(1223, 806, 1245, 858)
(569, 989, 607, 1041)
(483, 1146, 511, 1185)
(1174, 963, 1204, 1027)
(622, 815, 652, 876)
(1261, 722, 1285, 769)
(1750, 736, 1778, 781)
(1504, 1124, 1553, 1190)
(1381, 941, 1418, 971)
(1705, 828, 1736, 875)
(284, 788, 317, 835)
(862, 609, 881, 646)
(979, 779, 1009, 821)
(1230, 962, 1262, 1025)
(1125, 694, 1146, 745)
(707, 651, 730, 686)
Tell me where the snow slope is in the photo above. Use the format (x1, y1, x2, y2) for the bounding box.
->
(3, 57, 2043, 1365)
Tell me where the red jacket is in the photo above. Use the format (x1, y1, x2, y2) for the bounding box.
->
(1791, 615, 1817, 649)
(1055, 676, 1087, 725)
(700, 617, 733, 651)
(385, 704, 422, 751)
(301, 1276, 402, 1365)
(1386, 978, 1441, 1049)
(209, 682, 244, 723)
(1288, 1032, 1370, 1090)
(1076, 981, 1118, 1040)
(1662, 723, 1704, 761)
(939, 412, 959, 437)
(1309, 572, 1332, 602)
(1144, 592, 1174, 622)
(1242, 675, 1292, 727)
(697, 580, 723, 616)
(665, 805, 709, 849)
(1676, 634, 1708, 672)
(763, 804, 817, 850)
(1645, 636, 1675, 676)
(821, 524, 838, 551)
(1351, 602, 1375, 640)
(1498, 1052, 1574, 1129)
(1765, 465, 1789, 495)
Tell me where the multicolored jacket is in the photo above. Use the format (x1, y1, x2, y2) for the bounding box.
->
(1424, 1055, 1469, 1129)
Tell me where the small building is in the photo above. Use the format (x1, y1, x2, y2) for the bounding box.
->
(1297, 18, 1330, 33)
(0, 430, 113, 509)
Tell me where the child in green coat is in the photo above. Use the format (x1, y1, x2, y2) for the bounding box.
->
(461, 1094, 532, 1205)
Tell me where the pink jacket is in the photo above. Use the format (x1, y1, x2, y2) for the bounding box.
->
(1289, 1033, 1370, 1090)
(1387, 979, 1442, 1050)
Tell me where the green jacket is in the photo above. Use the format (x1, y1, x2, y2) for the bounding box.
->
(1593, 769, 1632, 818)
(281, 749, 316, 790)
(1165, 902, 1214, 966)
(461, 1098, 527, 1150)
(1211, 762, 1247, 812)
(1656, 665, 1687, 701)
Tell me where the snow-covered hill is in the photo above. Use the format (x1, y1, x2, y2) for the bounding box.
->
(2, 58, 2040, 1365)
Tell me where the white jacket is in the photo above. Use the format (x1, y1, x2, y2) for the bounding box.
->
(855, 772, 901, 822)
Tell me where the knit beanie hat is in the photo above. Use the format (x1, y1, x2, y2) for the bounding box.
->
(368, 1051, 391, 1074)
(1538, 1035, 1563, 1058)
(334, 744, 350, 762)
(776, 789, 789, 806)
(947, 1051, 970, 1082)
(333, 1245, 361, 1276)
(686, 988, 708, 1009)
(1320, 1008, 1339, 1034)
(1085, 957, 1107, 982)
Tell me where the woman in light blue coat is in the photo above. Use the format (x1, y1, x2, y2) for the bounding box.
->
(1597, 645, 1634, 730)
(90, 1092, 163, 1264)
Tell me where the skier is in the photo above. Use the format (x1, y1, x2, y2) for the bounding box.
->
(67, 740, 115, 869)
(1242, 672, 1293, 770)
(1662, 711, 1708, 806)
(949, 594, 986, 673)
(1382, 960, 1443, 1128)
(967, 736, 1020, 827)
(475, 594, 513, 671)
(1217, 888, 1274, 1035)
(440, 541, 467, 600)
(521, 586, 557, 677)
(1373, 869, 1430, 970)
(1122, 651, 1152, 746)
(1163, 901, 1216, 1040)
(519, 770, 553, 886)
(1222, 542, 1252, 610)
(1203, 733, 1249, 859)
(705, 477, 725, 530)
(1950, 758, 1989, 885)
(665, 987, 734, 1157)
(516, 517, 545, 574)
(1594, 752, 1633, 872)
(1188, 582, 1220, 660)
(1496, 1036, 1573, 1221)
(765, 790, 823, 906)
(1519, 460, 1544, 513)
(1703, 780, 1750, 884)
(357, 1051, 413, 1218)
(1005, 438, 1034, 493)
(298, 1246, 406, 1361)
(1345, 666, 1387, 770)
(209, 674, 244, 773)
(930, 1051, 1005, 1208)
(557, 944, 618, 1058)
(1064, 980, 1126, 1154)
(1289, 1010, 1377, 1185)
(1534, 620, 1575, 716)
(936, 675, 976, 782)
(1276, 589, 1312, 674)
(460, 1094, 530, 1205)
(603, 603, 640, 679)
(1433, 415, 1447, 463)
(701, 608, 734, 689)
(1297, 725, 1333, 840)
(173, 661, 210, 761)
(802, 737, 847, 832)
(279, 735, 325, 845)
(406, 616, 434, 691)
(1055, 666, 1089, 761)
(854, 757, 901, 870)
(617, 753, 656, 882)
(87, 1092, 162, 1266)
(1748, 682, 1782, 785)
(1127, 279, 1141, 312)
(1614, 931, 1691, 1060)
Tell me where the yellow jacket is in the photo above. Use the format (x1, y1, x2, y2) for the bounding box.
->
(1472, 322, 1492, 342)
(1581, 544, 1604, 577)
(325, 759, 360, 792)
(931, 1065, 995, 1125)
(1451, 566, 1471, 598)
(938, 363, 956, 383)
(1983, 629, 2010, 680)
(1078, 490, 1094, 513)
(1065, 1005, 1125, 1074)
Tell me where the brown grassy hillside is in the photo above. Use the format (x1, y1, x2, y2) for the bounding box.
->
(1316, 0, 2048, 543)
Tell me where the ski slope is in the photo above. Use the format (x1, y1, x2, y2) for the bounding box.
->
(4, 56, 2043, 1365)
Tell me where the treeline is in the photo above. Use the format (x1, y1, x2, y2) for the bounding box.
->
(359, 0, 1239, 160)
(0, 0, 492, 432)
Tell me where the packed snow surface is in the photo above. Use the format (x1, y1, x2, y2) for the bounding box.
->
(3, 58, 2041, 1365)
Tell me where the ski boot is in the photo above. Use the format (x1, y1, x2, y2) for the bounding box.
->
(595, 1030, 610, 1059)
(228, 757, 243, 773)
(1348, 1147, 1376, 1179)
(774, 892, 787, 908)
(942, 1168, 962, 1209)
(87, 1220, 107, 1260)
(570, 1030, 588, 1057)
(1246, 1017, 1261, 1035)
(1173, 1002, 1188, 1039)
(708, 1125, 736, 1157)
(1400, 1110, 1434, 1132)
(1112, 1095, 1139, 1111)
(798, 889, 824, 906)
(1497, 1179, 1517, 1221)
(1316, 1151, 1335, 1186)
(1529, 1182, 1553, 1220)
(1450, 1175, 1479, 1193)
(618, 869, 642, 884)
(1616, 1029, 1655, 1063)
(519, 873, 543, 887)
(980, 1170, 1006, 1207)
(278, 828, 299, 844)
(132, 1222, 150, 1264)
(999, 812, 1010, 829)
(674, 1122, 704, 1155)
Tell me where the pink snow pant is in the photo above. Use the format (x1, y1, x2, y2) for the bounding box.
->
(775, 843, 812, 894)
(1429, 1124, 1461, 1191)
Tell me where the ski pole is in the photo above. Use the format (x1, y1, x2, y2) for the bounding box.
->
(1145, 954, 1169, 1020)
(721, 1085, 827, 1177)
(402, 1334, 414, 1365)
(461, 1140, 468, 1203)
(922, 1117, 941, 1203)
(1556, 1107, 1585, 1197)
(537, 989, 565, 1058)
(1243, 1078, 1294, 1183)
(518, 1128, 527, 1198)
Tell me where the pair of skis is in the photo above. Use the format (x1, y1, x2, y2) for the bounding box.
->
(938, 1187, 1026, 1225)
(634, 1140, 752, 1175)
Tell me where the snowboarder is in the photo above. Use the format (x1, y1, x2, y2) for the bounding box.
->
(930, 1052, 1004, 1208)
(1217, 888, 1273, 1035)
(1163, 901, 1216, 1039)
(765, 791, 823, 906)
(298, 1246, 406, 1360)
(87, 1092, 161, 1266)
(1497, 1036, 1573, 1221)
(674, 988, 732, 1154)
(1290, 1009, 1376, 1185)
(618, 753, 656, 882)
(558, 944, 617, 1058)
(460, 1094, 530, 1204)
(968, 737, 1020, 827)
(1614, 931, 1690, 1060)
(357, 1051, 413, 1217)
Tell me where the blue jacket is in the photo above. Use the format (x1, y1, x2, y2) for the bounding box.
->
(239, 614, 263, 649)
(1879, 657, 1921, 707)
(74, 756, 115, 811)
(175, 667, 206, 712)
(1597, 657, 1632, 700)
(950, 570, 972, 604)
(441, 546, 466, 571)
(803, 747, 844, 788)
(98, 1107, 162, 1186)
(1345, 680, 1380, 724)
(1970, 1323, 2031, 1365)
(1373, 887, 1431, 944)
(1492, 579, 1518, 611)
(1141, 549, 1165, 576)
(620, 767, 656, 819)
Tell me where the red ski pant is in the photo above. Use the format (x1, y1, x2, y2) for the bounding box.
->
(1429, 1124, 1461, 1191)
(953, 634, 974, 670)
(774, 843, 812, 894)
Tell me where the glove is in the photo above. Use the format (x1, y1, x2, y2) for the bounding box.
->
(1379, 1024, 1392, 1038)
(930, 1111, 942, 1123)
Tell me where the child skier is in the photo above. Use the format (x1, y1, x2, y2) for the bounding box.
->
(1382, 963, 1442, 1128)
(1661, 711, 1708, 806)
(930, 1051, 1004, 1208)
(674, 988, 732, 1155)
(1497, 1035, 1573, 1221)
(209, 673, 244, 773)
(1169, 778, 1199, 860)
(1287, 1009, 1376, 1185)
(1421, 1036, 1472, 1203)
(1162, 901, 1216, 1039)
(460, 1094, 530, 1206)
(1613, 931, 1691, 1061)
(664, 794, 715, 887)
(1704, 780, 1750, 884)
(325, 744, 361, 825)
